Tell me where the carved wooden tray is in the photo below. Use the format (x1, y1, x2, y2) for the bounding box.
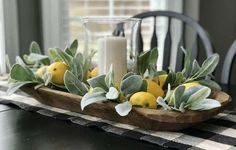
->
(21, 86, 231, 131)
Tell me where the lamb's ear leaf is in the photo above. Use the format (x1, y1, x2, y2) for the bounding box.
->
(87, 75, 108, 91)
(43, 73, 52, 86)
(16, 56, 26, 67)
(10, 64, 35, 81)
(121, 75, 143, 96)
(173, 85, 185, 108)
(195, 54, 219, 78)
(64, 71, 88, 96)
(187, 86, 211, 104)
(121, 72, 135, 81)
(7, 81, 35, 95)
(30, 41, 41, 54)
(148, 47, 158, 66)
(81, 92, 107, 110)
(115, 101, 132, 116)
(55, 48, 73, 67)
(181, 47, 191, 77)
(68, 39, 78, 57)
(48, 48, 61, 62)
(137, 50, 150, 75)
(27, 53, 49, 62)
(189, 98, 221, 110)
(71, 57, 84, 81)
(164, 84, 171, 102)
(180, 85, 203, 103)
(157, 97, 171, 110)
(179, 102, 186, 113)
(197, 79, 221, 91)
(190, 59, 201, 77)
(106, 87, 119, 100)
(105, 65, 115, 88)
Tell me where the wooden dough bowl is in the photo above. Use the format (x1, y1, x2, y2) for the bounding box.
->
(22, 86, 231, 131)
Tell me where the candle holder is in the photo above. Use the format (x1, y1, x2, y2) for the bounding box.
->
(81, 17, 141, 83)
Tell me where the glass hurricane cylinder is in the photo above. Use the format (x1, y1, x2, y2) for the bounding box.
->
(81, 17, 140, 83)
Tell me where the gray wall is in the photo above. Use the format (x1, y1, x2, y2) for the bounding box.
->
(17, 0, 42, 55)
(199, 0, 236, 84)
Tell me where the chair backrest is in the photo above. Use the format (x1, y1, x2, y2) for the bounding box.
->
(221, 40, 236, 84)
(132, 11, 214, 71)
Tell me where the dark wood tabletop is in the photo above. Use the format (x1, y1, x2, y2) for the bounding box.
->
(0, 84, 235, 150)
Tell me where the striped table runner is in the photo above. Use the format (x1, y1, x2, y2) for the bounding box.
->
(0, 81, 236, 150)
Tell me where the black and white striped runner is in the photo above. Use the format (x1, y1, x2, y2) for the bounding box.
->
(0, 81, 236, 150)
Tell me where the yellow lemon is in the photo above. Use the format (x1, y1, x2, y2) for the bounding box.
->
(90, 67, 98, 78)
(47, 62, 69, 85)
(182, 82, 200, 89)
(130, 92, 157, 109)
(36, 66, 48, 78)
(158, 74, 168, 88)
(153, 74, 168, 88)
(145, 79, 164, 98)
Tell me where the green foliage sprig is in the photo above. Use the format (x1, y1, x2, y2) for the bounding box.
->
(6, 39, 222, 117)
(7, 40, 95, 96)
(157, 84, 221, 112)
(81, 65, 147, 116)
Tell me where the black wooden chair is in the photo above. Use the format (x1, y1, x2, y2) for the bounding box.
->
(131, 11, 214, 71)
(221, 40, 236, 84)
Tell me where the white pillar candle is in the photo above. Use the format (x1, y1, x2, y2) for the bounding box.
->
(97, 36, 127, 83)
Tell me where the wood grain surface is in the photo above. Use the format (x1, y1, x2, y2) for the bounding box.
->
(22, 86, 231, 131)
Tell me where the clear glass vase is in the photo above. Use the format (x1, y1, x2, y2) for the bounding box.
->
(81, 17, 141, 83)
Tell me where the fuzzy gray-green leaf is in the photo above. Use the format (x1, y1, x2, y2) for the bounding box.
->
(121, 72, 135, 81)
(189, 98, 221, 110)
(81, 92, 107, 110)
(28, 53, 49, 62)
(105, 65, 114, 87)
(30, 41, 41, 54)
(197, 79, 221, 91)
(115, 101, 132, 116)
(7, 81, 34, 95)
(48, 48, 61, 62)
(121, 75, 143, 96)
(190, 59, 201, 77)
(68, 39, 78, 57)
(180, 85, 203, 103)
(181, 47, 191, 77)
(173, 85, 185, 108)
(106, 87, 119, 100)
(137, 50, 150, 75)
(157, 97, 171, 110)
(87, 75, 108, 91)
(55, 48, 72, 67)
(16, 56, 26, 67)
(196, 54, 219, 78)
(72, 57, 84, 81)
(10, 64, 35, 81)
(187, 86, 211, 104)
(43, 73, 52, 86)
(64, 71, 88, 96)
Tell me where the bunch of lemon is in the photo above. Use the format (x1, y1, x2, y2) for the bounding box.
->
(37, 63, 200, 110)
(129, 74, 200, 109)
(36, 62, 98, 85)
(129, 75, 167, 109)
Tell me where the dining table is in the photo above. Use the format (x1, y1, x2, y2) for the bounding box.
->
(0, 79, 235, 150)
